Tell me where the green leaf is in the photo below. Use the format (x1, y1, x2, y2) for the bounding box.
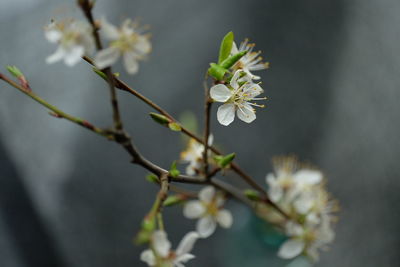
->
(220, 50, 247, 69)
(244, 189, 261, 201)
(135, 229, 152, 245)
(169, 161, 180, 178)
(6, 65, 23, 78)
(208, 63, 227, 81)
(218, 31, 234, 64)
(215, 153, 236, 168)
(163, 194, 187, 207)
(92, 67, 107, 80)
(146, 173, 159, 184)
(168, 122, 182, 132)
(149, 112, 170, 126)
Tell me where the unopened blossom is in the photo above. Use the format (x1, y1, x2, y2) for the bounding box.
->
(94, 18, 151, 74)
(210, 70, 266, 126)
(140, 230, 199, 267)
(180, 135, 213, 175)
(231, 39, 269, 80)
(183, 186, 232, 238)
(45, 19, 95, 66)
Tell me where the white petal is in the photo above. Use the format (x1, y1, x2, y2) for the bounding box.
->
(45, 29, 61, 43)
(278, 239, 305, 259)
(100, 18, 120, 40)
(94, 46, 120, 69)
(285, 221, 304, 236)
(175, 232, 199, 256)
(230, 70, 243, 89)
(46, 47, 65, 64)
(135, 36, 152, 55)
(183, 201, 205, 219)
(294, 194, 314, 214)
(242, 83, 263, 98)
(210, 84, 232, 102)
(123, 52, 139, 74)
(231, 41, 239, 54)
(268, 184, 283, 203)
(175, 253, 195, 265)
(196, 216, 217, 238)
(140, 249, 156, 266)
(294, 170, 322, 185)
(216, 209, 233, 228)
(152, 230, 171, 258)
(199, 186, 215, 203)
(217, 103, 235, 126)
(64, 46, 84, 66)
(236, 102, 256, 123)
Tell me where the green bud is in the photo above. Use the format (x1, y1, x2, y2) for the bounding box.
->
(146, 173, 159, 184)
(215, 153, 236, 168)
(244, 189, 261, 201)
(169, 161, 180, 178)
(168, 122, 182, 132)
(220, 50, 247, 69)
(142, 215, 156, 231)
(93, 67, 107, 80)
(135, 229, 152, 245)
(150, 112, 170, 126)
(208, 63, 227, 81)
(218, 31, 234, 64)
(163, 194, 187, 207)
(6, 66, 24, 78)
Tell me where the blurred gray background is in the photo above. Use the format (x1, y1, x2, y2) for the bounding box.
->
(1, 0, 399, 266)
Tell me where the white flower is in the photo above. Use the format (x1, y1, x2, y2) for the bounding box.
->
(278, 217, 335, 261)
(183, 186, 233, 238)
(140, 230, 199, 267)
(180, 135, 213, 175)
(45, 19, 95, 66)
(94, 18, 151, 74)
(210, 70, 266, 126)
(263, 157, 337, 261)
(231, 39, 269, 80)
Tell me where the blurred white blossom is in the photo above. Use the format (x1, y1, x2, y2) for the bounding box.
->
(180, 135, 213, 175)
(140, 230, 199, 267)
(231, 39, 269, 80)
(210, 70, 266, 126)
(94, 18, 151, 74)
(264, 157, 338, 261)
(183, 186, 232, 238)
(45, 19, 94, 66)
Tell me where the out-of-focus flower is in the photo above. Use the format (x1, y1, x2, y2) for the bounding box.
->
(45, 19, 95, 66)
(263, 156, 338, 261)
(210, 70, 266, 126)
(140, 230, 199, 267)
(180, 135, 213, 175)
(183, 186, 232, 238)
(231, 39, 269, 80)
(94, 18, 151, 74)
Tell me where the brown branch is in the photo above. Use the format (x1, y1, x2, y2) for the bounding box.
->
(78, 0, 123, 131)
(82, 56, 290, 219)
(203, 75, 212, 178)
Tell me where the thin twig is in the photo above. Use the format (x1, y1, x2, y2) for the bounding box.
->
(203, 74, 212, 178)
(78, 0, 123, 131)
(82, 56, 289, 219)
(0, 73, 113, 139)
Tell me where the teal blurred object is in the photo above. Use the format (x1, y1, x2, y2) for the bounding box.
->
(220, 208, 312, 267)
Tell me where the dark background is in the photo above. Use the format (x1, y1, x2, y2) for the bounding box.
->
(1, 0, 399, 266)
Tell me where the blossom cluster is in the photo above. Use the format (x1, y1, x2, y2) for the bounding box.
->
(36, 7, 338, 266)
(263, 157, 338, 260)
(210, 39, 269, 126)
(45, 18, 151, 74)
